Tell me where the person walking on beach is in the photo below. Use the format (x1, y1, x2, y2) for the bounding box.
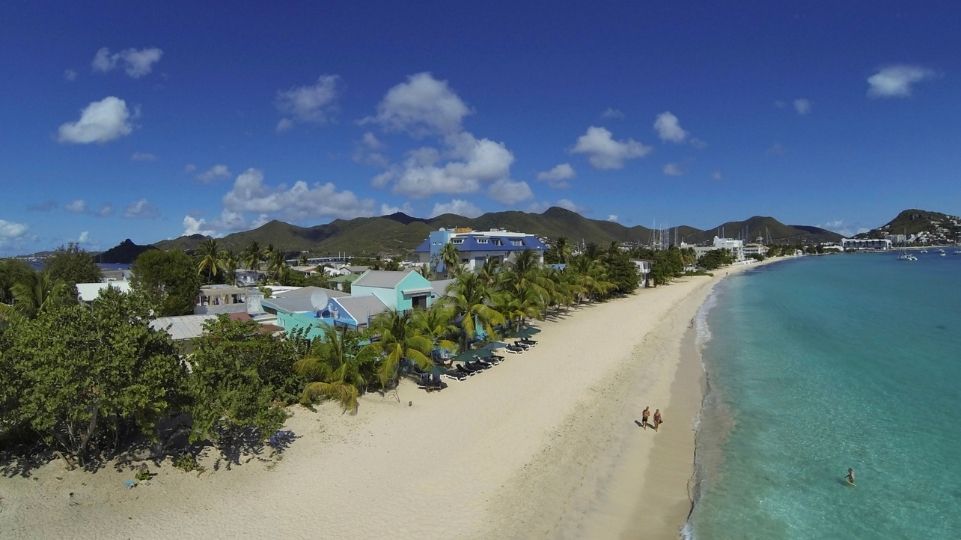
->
(846, 468, 856, 486)
(653, 409, 663, 431)
(640, 406, 650, 429)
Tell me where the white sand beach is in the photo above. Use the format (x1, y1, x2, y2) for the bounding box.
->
(0, 260, 780, 539)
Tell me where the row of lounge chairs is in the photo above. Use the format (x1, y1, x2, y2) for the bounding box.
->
(438, 352, 506, 381)
(505, 337, 537, 353)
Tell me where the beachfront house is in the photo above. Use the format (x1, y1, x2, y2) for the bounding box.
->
(351, 269, 435, 311)
(261, 286, 350, 339)
(414, 227, 547, 275)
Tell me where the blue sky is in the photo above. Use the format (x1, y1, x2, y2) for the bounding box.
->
(2, 1, 960, 255)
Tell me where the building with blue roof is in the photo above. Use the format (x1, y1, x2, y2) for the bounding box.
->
(414, 228, 547, 274)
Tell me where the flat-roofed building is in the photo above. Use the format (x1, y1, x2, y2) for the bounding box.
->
(414, 228, 547, 274)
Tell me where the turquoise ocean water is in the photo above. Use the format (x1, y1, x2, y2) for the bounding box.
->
(687, 253, 961, 539)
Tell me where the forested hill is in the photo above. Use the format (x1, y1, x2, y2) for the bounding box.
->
(143, 207, 840, 257)
(857, 209, 961, 244)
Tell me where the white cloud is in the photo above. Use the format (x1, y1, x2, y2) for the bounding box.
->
(91, 47, 163, 78)
(488, 178, 533, 204)
(379, 202, 413, 215)
(131, 151, 157, 161)
(867, 65, 936, 98)
(184, 163, 197, 173)
(536, 163, 575, 188)
(607, 214, 618, 222)
(690, 137, 708, 149)
(65, 199, 88, 213)
(431, 199, 482, 218)
(554, 198, 579, 212)
(222, 168, 376, 222)
(57, 96, 133, 144)
(64, 69, 77, 81)
(97, 204, 113, 217)
(0, 219, 28, 240)
(124, 198, 159, 219)
(663, 163, 684, 176)
(197, 164, 231, 183)
(354, 131, 389, 167)
(77, 231, 90, 244)
(793, 98, 812, 115)
(275, 75, 341, 128)
(571, 126, 651, 170)
(653, 111, 688, 143)
(711, 170, 722, 181)
(182, 215, 215, 237)
(820, 219, 869, 238)
(369, 72, 471, 136)
(601, 107, 624, 119)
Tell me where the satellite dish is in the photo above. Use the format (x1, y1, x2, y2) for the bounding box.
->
(310, 290, 329, 311)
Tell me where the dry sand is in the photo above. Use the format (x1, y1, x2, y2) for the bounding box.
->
(0, 259, 785, 539)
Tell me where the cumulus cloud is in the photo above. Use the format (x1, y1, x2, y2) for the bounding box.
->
(182, 215, 215, 237)
(379, 202, 414, 215)
(97, 204, 113, 217)
(64, 69, 77, 81)
(353, 131, 389, 167)
(131, 151, 157, 161)
(77, 231, 90, 244)
(867, 65, 936, 98)
(711, 170, 723, 181)
(0, 219, 28, 240)
(65, 199, 88, 213)
(820, 219, 869, 238)
(368, 72, 471, 136)
(488, 179, 533, 204)
(607, 214, 618, 222)
(275, 75, 341, 129)
(91, 47, 163, 78)
(222, 168, 376, 223)
(57, 96, 133, 144)
(793, 98, 812, 115)
(663, 163, 684, 176)
(536, 163, 575, 188)
(601, 107, 624, 119)
(124, 198, 160, 219)
(653, 111, 688, 143)
(431, 199, 482, 218)
(197, 164, 231, 183)
(571, 126, 651, 170)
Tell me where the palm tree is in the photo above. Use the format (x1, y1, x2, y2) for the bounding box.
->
(412, 304, 458, 356)
(476, 257, 501, 287)
(266, 250, 288, 283)
(297, 252, 309, 266)
(365, 310, 433, 390)
(502, 250, 554, 319)
(440, 242, 461, 277)
(220, 249, 238, 285)
(242, 241, 261, 271)
(294, 325, 368, 414)
(9, 272, 71, 318)
(443, 272, 505, 352)
(196, 239, 223, 283)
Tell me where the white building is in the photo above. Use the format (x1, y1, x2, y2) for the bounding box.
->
(841, 238, 892, 251)
(743, 243, 769, 257)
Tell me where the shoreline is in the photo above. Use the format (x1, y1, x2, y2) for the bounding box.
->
(0, 257, 791, 539)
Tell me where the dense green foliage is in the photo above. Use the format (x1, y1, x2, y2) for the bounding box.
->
(44, 243, 102, 288)
(0, 259, 35, 304)
(131, 249, 201, 316)
(698, 249, 735, 270)
(185, 317, 303, 446)
(2, 289, 186, 465)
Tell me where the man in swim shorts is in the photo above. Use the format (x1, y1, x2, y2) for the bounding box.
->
(846, 468, 856, 485)
(641, 406, 650, 429)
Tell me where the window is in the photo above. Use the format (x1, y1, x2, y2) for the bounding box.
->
(451, 238, 464, 244)
(511, 239, 523, 246)
(477, 238, 489, 244)
(492, 239, 503, 246)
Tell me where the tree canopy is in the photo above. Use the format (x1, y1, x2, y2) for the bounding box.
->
(131, 249, 201, 316)
(44, 243, 102, 287)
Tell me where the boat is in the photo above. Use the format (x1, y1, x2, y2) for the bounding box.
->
(920, 249, 928, 253)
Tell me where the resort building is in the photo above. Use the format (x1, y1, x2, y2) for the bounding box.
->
(631, 260, 652, 287)
(710, 237, 745, 261)
(415, 227, 548, 274)
(76, 280, 131, 302)
(351, 270, 435, 311)
(841, 238, 892, 251)
(743, 243, 769, 257)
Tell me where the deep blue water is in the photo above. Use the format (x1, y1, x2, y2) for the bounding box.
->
(688, 253, 961, 539)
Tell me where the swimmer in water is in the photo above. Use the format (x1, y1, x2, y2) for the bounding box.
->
(846, 468, 856, 486)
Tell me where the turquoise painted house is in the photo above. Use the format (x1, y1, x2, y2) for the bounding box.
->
(350, 270, 435, 311)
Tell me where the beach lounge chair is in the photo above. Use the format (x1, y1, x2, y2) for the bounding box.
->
(474, 354, 501, 365)
(442, 369, 468, 381)
(505, 344, 524, 353)
(519, 337, 537, 346)
(513, 341, 530, 350)
(457, 364, 479, 375)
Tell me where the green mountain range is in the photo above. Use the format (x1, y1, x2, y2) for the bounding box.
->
(146, 207, 841, 258)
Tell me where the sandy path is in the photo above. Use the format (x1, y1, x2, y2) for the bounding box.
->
(0, 259, 783, 539)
